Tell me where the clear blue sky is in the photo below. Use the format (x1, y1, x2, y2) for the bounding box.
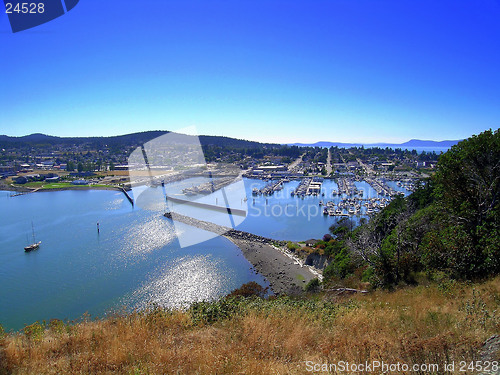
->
(1, 0, 499, 144)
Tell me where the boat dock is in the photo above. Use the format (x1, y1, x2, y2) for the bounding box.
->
(365, 177, 399, 197)
(259, 179, 285, 195)
(335, 177, 358, 196)
(182, 176, 236, 196)
(251, 178, 288, 196)
(307, 178, 323, 195)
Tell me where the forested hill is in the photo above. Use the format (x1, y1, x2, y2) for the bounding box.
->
(319, 128, 500, 287)
(0, 131, 277, 149)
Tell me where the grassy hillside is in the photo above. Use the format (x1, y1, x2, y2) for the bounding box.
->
(1, 277, 498, 374)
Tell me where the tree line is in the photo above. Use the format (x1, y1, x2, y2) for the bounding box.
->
(318, 129, 499, 287)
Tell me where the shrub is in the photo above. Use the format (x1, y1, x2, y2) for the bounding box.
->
(189, 299, 239, 325)
(23, 321, 44, 340)
(228, 282, 268, 298)
(304, 278, 320, 292)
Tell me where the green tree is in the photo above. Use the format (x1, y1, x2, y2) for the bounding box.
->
(434, 128, 500, 276)
(434, 129, 499, 233)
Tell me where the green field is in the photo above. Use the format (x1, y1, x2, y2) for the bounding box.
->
(15, 182, 111, 190)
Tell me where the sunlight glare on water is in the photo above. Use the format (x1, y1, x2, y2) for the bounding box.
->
(120, 215, 177, 258)
(127, 254, 229, 310)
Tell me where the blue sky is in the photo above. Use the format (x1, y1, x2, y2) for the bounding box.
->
(0, 0, 499, 144)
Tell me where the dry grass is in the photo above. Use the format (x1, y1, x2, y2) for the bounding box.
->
(1, 277, 498, 374)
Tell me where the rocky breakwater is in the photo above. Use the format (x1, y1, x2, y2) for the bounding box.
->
(163, 212, 317, 295)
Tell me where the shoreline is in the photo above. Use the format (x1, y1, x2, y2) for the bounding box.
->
(1, 182, 322, 294)
(224, 233, 317, 295)
(0, 182, 125, 193)
(164, 212, 319, 295)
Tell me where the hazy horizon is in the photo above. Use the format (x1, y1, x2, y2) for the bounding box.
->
(0, 129, 465, 146)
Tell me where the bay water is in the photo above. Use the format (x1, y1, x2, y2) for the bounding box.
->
(0, 177, 409, 330)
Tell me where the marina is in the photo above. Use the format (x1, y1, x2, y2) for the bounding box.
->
(182, 176, 236, 196)
(0, 176, 412, 330)
(252, 178, 287, 196)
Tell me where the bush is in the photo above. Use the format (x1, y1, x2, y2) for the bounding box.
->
(228, 282, 268, 298)
(189, 299, 239, 325)
(304, 278, 320, 292)
(361, 267, 374, 283)
(324, 248, 353, 280)
(23, 321, 44, 340)
(286, 241, 300, 251)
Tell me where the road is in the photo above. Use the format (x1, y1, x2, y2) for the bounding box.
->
(357, 157, 374, 175)
(326, 148, 333, 175)
(288, 153, 305, 172)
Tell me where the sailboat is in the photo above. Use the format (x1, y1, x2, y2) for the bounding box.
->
(24, 222, 41, 252)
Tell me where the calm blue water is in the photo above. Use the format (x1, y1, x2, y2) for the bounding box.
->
(167, 177, 409, 241)
(0, 188, 268, 331)
(363, 146, 450, 153)
(236, 179, 408, 240)
(0, 177, 410, 331)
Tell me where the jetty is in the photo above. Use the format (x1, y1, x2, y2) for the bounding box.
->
(163, 211, 317, 295)
(166, 196, 246, 217)
(120, 187, 134, 206)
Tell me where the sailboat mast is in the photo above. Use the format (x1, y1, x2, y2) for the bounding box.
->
(31, 221, 36, 242)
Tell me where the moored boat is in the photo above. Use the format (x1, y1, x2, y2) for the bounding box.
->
(24, 241, 41, 252)
(24, 222, 41, 252)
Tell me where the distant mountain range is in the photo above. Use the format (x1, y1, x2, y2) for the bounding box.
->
(289, 139, 461, 150)
(0, 132, 461, 152)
